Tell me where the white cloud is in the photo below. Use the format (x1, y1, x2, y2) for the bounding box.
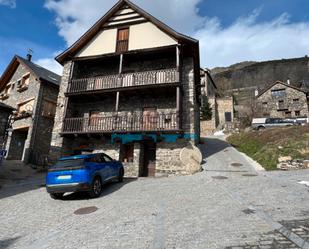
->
(44, 0, 204, 46)
(35, 57, 63, 75)
(0, 0, 16, 8)
(197, 12, 309, 68)
(44, 0, 309, 68)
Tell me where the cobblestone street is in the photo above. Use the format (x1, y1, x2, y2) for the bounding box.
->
(0, 137, 309, 249)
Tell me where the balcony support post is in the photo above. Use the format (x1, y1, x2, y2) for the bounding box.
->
(119, 54, 123, 74)
(176, 45, 180, 72)
(176, 86, 182, 129)
(115, 91, 120, 112)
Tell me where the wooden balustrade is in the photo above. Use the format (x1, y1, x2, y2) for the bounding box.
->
(62, 112, 179, 134)
(67, 68, 179, 94)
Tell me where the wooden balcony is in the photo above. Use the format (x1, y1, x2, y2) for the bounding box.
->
(66, 68, 179, 95)
(62, 112, 180, 134)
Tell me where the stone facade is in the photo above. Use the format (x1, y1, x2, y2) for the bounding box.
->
(200, 69, 234, 135)
(0, 58, 60, 164)
(256, 81, 309, 118)
(49, 1, 201, 177)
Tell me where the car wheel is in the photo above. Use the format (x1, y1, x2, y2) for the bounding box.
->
(50, 193, 64, 200)
(258, 126, 265, 131)
(118, 167, 124, 183)
(89, 176, 102, 198)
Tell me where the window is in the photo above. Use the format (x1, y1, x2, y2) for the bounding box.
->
(295, 111, 300, 116)
(42, 99, 57, 118)
(1, 85, 11, 99)
(293, 98, 299, 103)
(262, 102, 268, 108)
(278, 100, 285, 109)
(17, 73, 30, 92)
(285, 112, 291, 117)
(120, 143, 134, 163)
(18, 99, 34, 113)
(116, 28, 129, 53)
(225, 112, 232, 122)
(271, 89, 286, 98)
(102, 154, 113, 162)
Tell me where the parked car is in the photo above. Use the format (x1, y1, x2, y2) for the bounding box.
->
(252, 118, 295, 130)
(46, 153, 124, 199)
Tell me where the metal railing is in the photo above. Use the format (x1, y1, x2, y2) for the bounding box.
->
(67, 68, 179, 94)
(62, 112, 179, 134)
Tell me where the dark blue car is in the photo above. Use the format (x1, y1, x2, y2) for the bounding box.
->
(46, 153, 124, 199)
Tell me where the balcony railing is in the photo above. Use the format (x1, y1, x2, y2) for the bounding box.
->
(62, 112, 179, 134)
(67, 68, 179, 94)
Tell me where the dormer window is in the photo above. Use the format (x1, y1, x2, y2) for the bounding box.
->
(116, 28, 129, 53)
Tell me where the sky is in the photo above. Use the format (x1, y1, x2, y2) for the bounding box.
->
(0, 0, 309, 75)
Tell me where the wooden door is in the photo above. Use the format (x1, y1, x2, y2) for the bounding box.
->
(141, 142, 156, 177)
(143, 107, 158, 131)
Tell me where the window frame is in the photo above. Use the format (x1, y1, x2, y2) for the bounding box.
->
(116, 27, 130, 53)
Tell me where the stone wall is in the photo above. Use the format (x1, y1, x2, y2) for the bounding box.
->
(200, 97, 217, 135)
(181, 57, 199, 141)
(1, 63, 41, 162)
(217, 97, 234, 127)
(50, 61, 72, 162)
(31, 82, 59, 163)
(256, 83, 309, 118)
(155, 140, 190, 177)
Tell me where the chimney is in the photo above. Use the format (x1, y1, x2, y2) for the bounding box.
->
(255, 89, 259, 97)
(287, 78, 291, 85)
(26, 53, 32, 61)
(26, 48, 33, 61)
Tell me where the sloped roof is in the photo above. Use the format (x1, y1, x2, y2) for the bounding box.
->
(257, 80, 309, 98)
(0, 55, 61, 91)
(56, 0, 198, 64)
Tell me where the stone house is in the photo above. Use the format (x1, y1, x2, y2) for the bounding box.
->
(200, 69, 234, 134)
(0, 55, 61, 163)
(50, 0, 201, 177)
(255, 81, 309, 118)
(0, 102, 14, 149)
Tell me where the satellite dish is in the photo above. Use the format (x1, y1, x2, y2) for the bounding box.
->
(180, 144, 203, 174)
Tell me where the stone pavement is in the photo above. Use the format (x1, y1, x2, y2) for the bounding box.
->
(0, 137, 309, 249)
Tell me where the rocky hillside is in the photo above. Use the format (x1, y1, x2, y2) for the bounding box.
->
(211, 57, 309, 106)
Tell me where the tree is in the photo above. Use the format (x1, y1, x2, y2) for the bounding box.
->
(201, 95, 212, 121)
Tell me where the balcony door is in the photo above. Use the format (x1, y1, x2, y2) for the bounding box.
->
(143, 107, 158, 131)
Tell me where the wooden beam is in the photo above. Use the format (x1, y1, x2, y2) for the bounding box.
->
(115, 91, 120, 112)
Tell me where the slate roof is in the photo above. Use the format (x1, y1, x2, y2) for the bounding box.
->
(0, 55, 61, 91)
(257, 80, 309, 98)
(16, 56, 61, 85)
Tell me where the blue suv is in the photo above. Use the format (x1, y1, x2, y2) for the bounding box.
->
(46, 153, 124, 199)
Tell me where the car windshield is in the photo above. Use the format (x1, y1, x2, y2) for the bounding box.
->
(52, 159, 85, 168)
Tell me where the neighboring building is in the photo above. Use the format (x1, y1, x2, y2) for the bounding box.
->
(50, 0, 201, 177)
(0, 102, 14, 149)
(200, 69, 234, 134)
(0, 55, 61, 163)
(255, 81, 309, 118)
